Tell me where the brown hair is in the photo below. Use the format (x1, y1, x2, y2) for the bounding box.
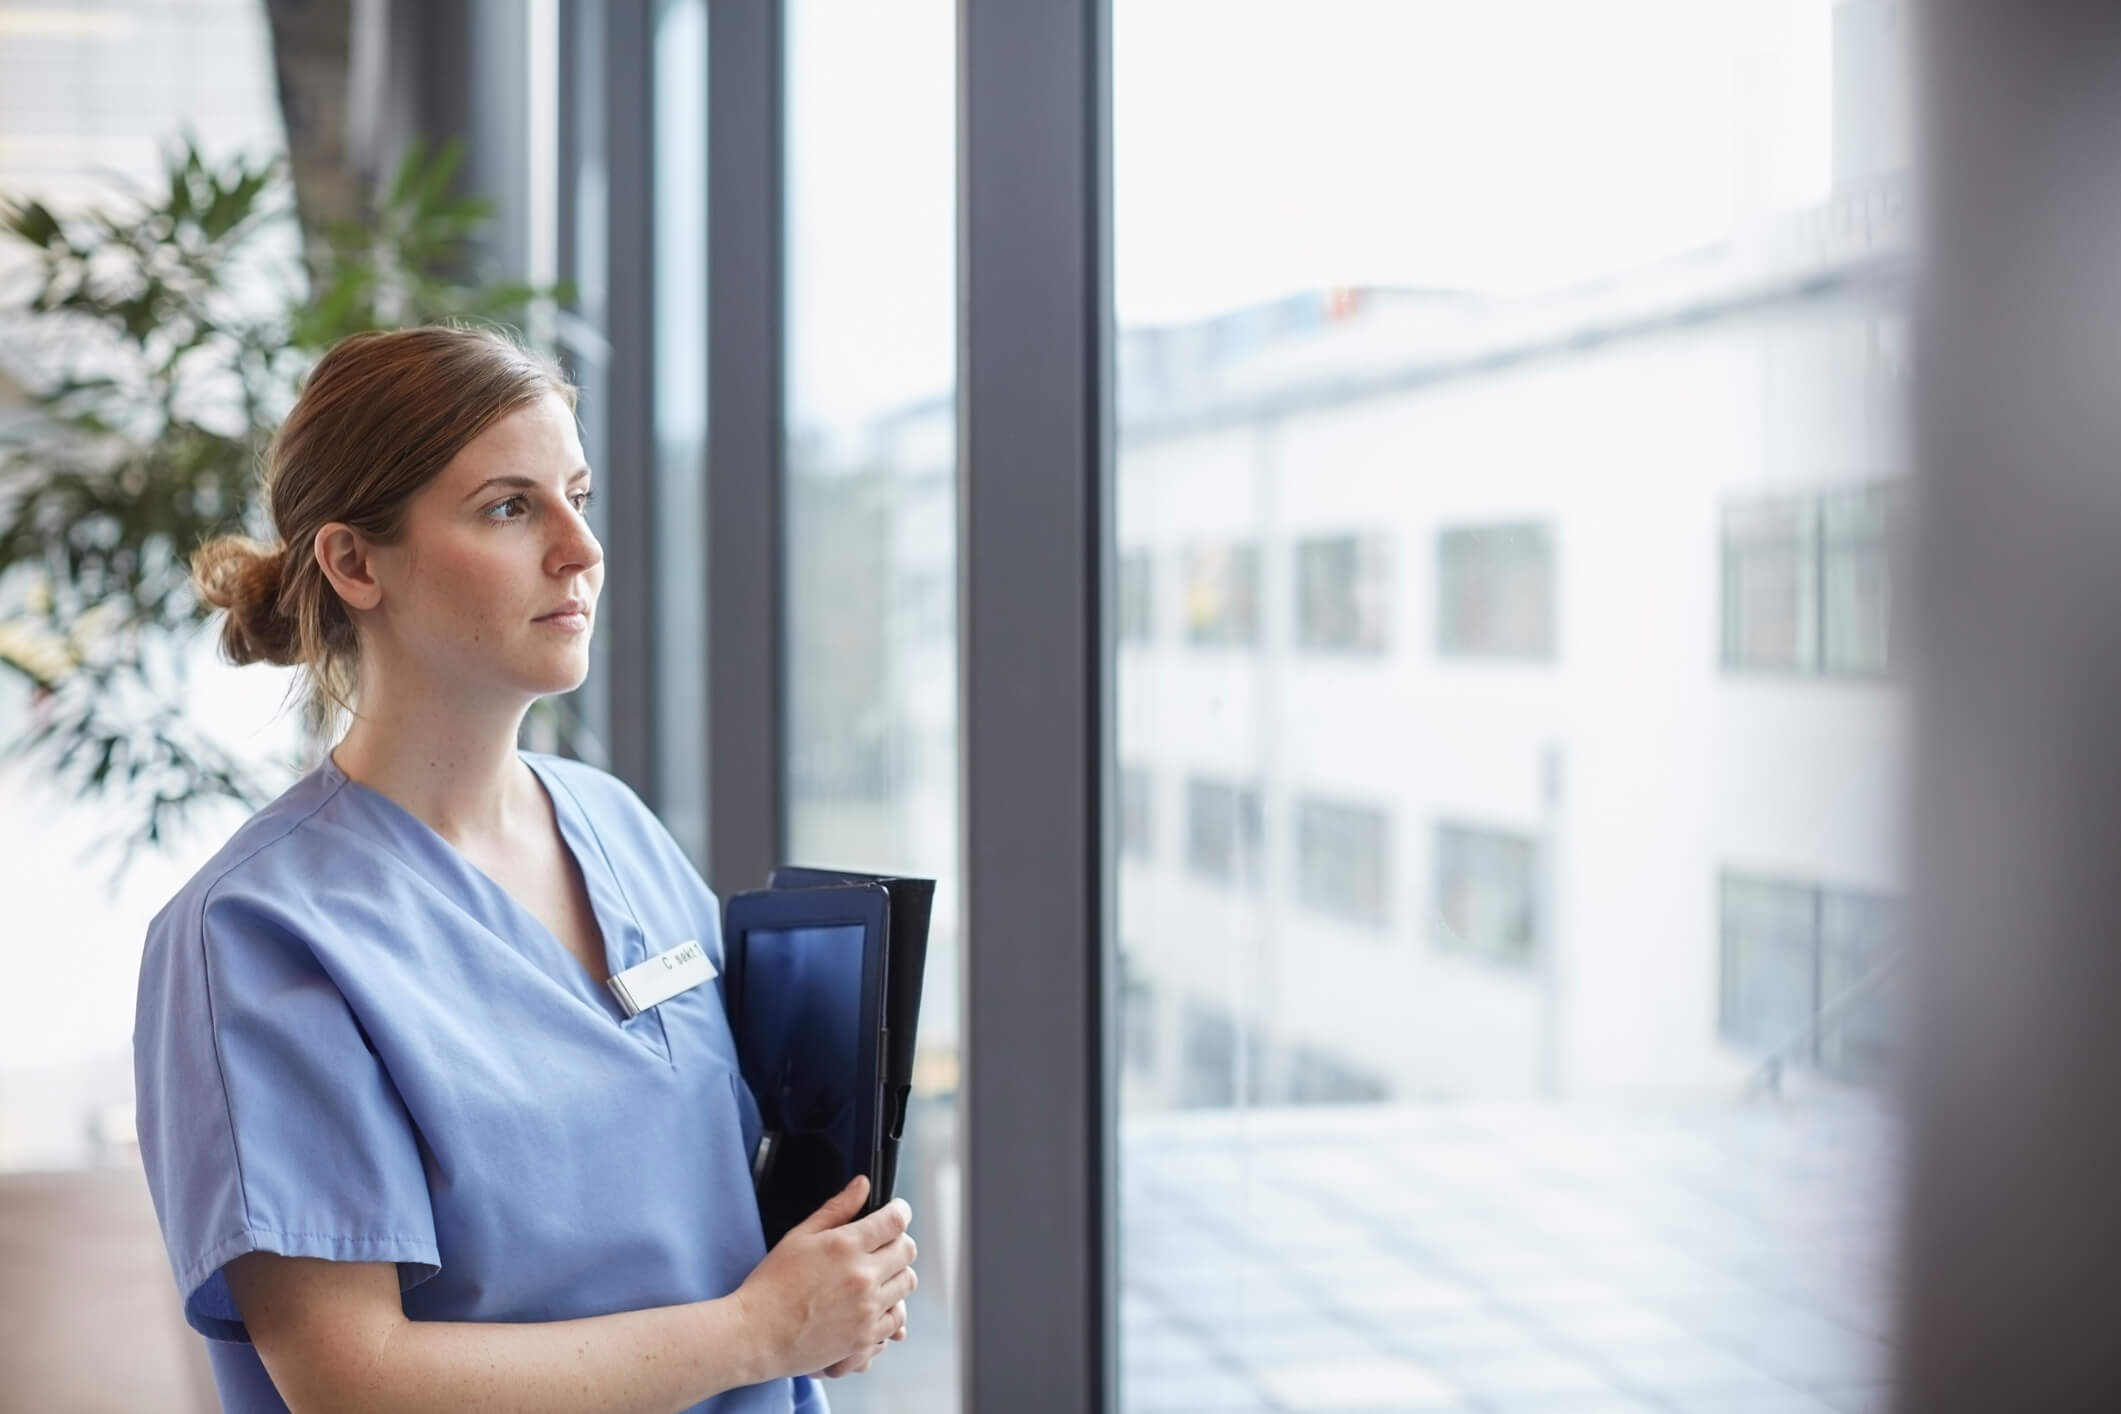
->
(190, 323, 578, 738)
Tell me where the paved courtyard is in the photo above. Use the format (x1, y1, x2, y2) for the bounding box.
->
(1119, 1098, 1900, 1414)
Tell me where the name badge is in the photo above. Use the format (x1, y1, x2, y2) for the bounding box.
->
(606, 938, 717, 1018)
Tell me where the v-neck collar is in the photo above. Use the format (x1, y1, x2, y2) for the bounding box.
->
(319, 748, 668, 1060)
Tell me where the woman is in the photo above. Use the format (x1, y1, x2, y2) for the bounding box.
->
(132, 324, 913, 1413)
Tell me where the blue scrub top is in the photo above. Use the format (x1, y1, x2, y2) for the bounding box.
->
(132, 748, 829, 1414)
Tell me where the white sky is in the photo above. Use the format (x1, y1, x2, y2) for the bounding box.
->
(786, 0, 1834, 424)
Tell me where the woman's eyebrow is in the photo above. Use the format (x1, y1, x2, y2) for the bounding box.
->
(461, 467, 594, 502)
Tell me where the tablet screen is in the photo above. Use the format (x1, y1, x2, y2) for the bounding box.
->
(736, 924, 864, 1236)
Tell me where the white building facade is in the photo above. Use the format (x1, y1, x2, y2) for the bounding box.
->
(1113, 186, 1911, 1110)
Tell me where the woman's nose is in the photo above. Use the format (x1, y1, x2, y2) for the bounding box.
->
(552, 506, 603, 572)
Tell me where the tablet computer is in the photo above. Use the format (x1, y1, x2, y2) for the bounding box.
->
(767, 867, 933, 1208)
(722, 882, 891, 1246)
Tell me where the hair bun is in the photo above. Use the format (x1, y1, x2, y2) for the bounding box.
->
(191, 535, 299, 667)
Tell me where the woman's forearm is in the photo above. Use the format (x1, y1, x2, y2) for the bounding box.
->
(305, 1294, 780, 1414)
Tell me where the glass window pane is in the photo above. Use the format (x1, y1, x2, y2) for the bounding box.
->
(0, 0, 300, 1176)
(652, 0, 708, 863)
(1183, 776, 1264, 889)
(1297, 533, 1390, 653)
(1822, 483, 1896, 675)
(1435, 822, 1539, 965)
(1719, 873, 1821, 1054)
(1113, 3, 1914, 1408)
(1118, 548, 1156, 644)
(782, 2, 957, 1407)
(1119, 952, 1158, 1080)
(1181, 542, 1261, 646)
(1120, 765, 1154, 861)
(1297, 796, 1391, 928)
(1439, 522, 1555, 659)
(1819, 885, 1902, 1083)
(1179, 999, 1240, 1109)
(1722, 495, 1822, 671)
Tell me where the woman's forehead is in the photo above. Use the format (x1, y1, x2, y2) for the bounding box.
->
(439, 395, 587, 487)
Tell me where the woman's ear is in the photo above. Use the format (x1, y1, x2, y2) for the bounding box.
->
(313, 523, 383, 613)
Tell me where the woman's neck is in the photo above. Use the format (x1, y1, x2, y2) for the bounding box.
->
(329, 699, 538, 848)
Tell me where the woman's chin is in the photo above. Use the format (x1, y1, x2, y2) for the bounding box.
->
(540, 666, 592, 697)
(517, 651, 592, 698)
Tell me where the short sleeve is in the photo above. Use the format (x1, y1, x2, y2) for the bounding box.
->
(132, 876, 440, 1342)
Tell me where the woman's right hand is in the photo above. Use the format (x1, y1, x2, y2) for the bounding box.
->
(734, 1175, 918, 1381)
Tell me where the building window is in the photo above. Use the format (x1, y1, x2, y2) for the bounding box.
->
(1119, 765, 1153, 862)
(1119, 953, 1156, 1078)
(1296, 796, 1391, 928)
(1720, 872, 1900, 1084)
(1184, 777, 1264, 889)
(1178, 1001, 1237, 1108)
(1433, 821, 1539, 965)
(1286, 1046, 1391, 1105)
(1822, 485, 1896, 674)
(1722, 483, 1900, 676)
(1173, 1000, 1390, 1109)
(1118, 548, 1155, 644)
(1178, 1000, 1270, 1109)
(1296, 534, 1389, 653)
(1719, 876, 1817, 1052)
(1182, 542, 1261, 646)
(1819, 888, 1899, 1082)
(1722, 498, 1818, 670)
(1437, 522, 1554, 660)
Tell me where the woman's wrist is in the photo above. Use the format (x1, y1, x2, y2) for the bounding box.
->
(717, 1285, 785, 1387)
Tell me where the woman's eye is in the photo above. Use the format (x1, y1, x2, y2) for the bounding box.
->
(486, 490, 594, 521)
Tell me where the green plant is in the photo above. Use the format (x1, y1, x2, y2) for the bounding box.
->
(0, 133, 572, 881)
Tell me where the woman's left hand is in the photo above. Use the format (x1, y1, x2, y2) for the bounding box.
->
(817, 1300, 908, 1378)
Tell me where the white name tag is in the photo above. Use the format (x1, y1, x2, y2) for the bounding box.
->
(606, 939, 717, 1018)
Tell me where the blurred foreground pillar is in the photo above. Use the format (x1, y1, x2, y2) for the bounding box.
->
(1898, 1, 2121, 1409)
